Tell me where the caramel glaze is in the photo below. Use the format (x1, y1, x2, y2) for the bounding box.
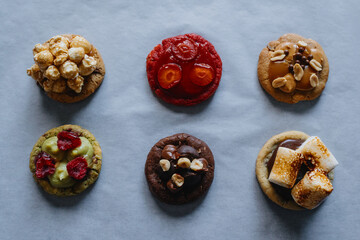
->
(268, 43, 323, 92)
(267, 139, 306, 201)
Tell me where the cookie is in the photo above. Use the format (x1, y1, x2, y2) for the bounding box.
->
(27, 34, 105, 103)
(146, 33, 222, 106)
(255, 131, 337, 210)
(29, 125, 102, 196)
(258, 33, 329, 104)
(145, 133, 215, 204)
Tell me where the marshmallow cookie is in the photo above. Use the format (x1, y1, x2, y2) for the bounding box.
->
(258, 34, 329, 103)
(145, 133, 215, 204)
(29, 125, 102, 196)
(27, 35, 105, 103)
(255, 131, 338, 210)
(146, 33, 222, 106)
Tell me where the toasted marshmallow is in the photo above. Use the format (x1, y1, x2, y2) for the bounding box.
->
(268, 147, 302, 188)
(291, 170, 333, 209)
(296, 136, 338, 173)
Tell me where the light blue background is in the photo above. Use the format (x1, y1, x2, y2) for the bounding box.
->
(0, 1, 359, 239)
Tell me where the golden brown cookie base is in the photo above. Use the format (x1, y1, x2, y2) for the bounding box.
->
(255, 131, 310, 210)
(29, 124, 102, 196)
(35, 34, 105, 103)
(258, 33, 329, 104)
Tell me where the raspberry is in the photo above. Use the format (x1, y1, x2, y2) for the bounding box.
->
(67, 157, 88, 180)
(35, 152, 55, 178)
(57, 130, 81, 151)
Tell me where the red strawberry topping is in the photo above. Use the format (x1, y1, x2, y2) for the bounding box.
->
(35, 152, 56, 178)
(158, 63, 182, 89)
(57, 130, 81, 151)
(67, 157, 88, 180)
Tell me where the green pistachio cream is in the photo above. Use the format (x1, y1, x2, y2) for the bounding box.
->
(41, 136, 94, 188)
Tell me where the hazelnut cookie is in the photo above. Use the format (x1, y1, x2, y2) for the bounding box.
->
(145, 133, 215, 204)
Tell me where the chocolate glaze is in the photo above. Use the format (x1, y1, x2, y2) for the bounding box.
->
(267, 139, 305, 200)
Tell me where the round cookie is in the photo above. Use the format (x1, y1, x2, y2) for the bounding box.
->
(145, 133, 215, 204)
(255, 131, 309, 210)
(146, 33, 222, 106)
(258, 33, 329, 104)
(27, 34, 105, 103)
(29, 124, 102, 196)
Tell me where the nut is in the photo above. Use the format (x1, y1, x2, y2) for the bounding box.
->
(159, 159, 171, 172)
(310, 73, 319, 88)
(44, 65, 60, 81)
(177, 158, 191, 168)
(79, 55, 97, 76)
(309, 59, 322, 72)
(27, 64, 43, 81)
(161, 145, 180, 160)
(270, 50, 286, 61)
(171, 173, 184, 187)
(293, 63, 304, 81)
(267, 40, 279, 51)
(51, 79, 67, 93)
(70, 36, 92, 53)
(272, 77, 286, 88)
(34, 50, 54, 70)
(53, 53, 69, 66)
(59, 60, 79, 79)
(190, 159, 204, 171)
(68, 47, 85, 63)
(67, 74, 84, 93)
(297, 41, 308, 47)
(280, 73, 296, 93)
(33, 43, 49, 55)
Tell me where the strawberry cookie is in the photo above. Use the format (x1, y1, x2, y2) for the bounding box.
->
(146, 33, 222, 106)
(29, 125, 102, 196)
(27, 34, 105, 103)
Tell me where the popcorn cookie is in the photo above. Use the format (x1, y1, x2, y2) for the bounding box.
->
(258, 34, 329, 104)
(27, 34, 105, 103)
(146, 33, 222, 106)
(145, 133, 215, 204)
(29, 125, 102, 196)
(255, 131, 338, 210)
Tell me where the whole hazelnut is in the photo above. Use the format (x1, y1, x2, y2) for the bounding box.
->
(161, 145, 180, 160)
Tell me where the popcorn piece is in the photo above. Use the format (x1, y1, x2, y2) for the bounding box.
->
(44, 65, 60, 81)
(59, 60, 79, 79)
(49, 36, 69, 57)
(51, 78, 67, 93)
(67, 75, 84, 93)
(70, 36, 92, 53)
(33, 43, 49, 55)
(42, 79, 53, 92)
(291, 170, 333, 209)
(268, 147, 302, 188)
(27, 64, 43, 81)
(79, 55, 97, 76)
(34, 50, 54, 70)
(54, 53, 68, 66)
(68, 47, 85, 63)
(296, 136, 338, 173)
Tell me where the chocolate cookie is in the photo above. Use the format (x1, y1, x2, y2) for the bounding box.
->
(27, 34, 105, 103)
(146, 33, 222, 106)
(145, 133, 215, 204)
(29, 125, 102, 196)
(258, 33, 329, 104)
(256, 131, 337, 210)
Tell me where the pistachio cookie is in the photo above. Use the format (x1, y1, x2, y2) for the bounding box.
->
(255, 131, 338, 210)
(258, 34, 329, 103)
(146, 33, 222, 106)
(29, 125, 102, 196)
(27, 34, 105, 103)
(145, 133, 215, 204)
